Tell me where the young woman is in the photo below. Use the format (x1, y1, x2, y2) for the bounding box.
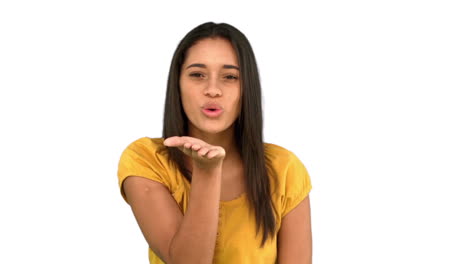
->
(117, 22, 312, 264)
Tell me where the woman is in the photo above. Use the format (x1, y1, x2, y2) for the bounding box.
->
(117, 22, 312, 264)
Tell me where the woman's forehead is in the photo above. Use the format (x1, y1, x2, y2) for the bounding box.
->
(184, 38, 239, 67)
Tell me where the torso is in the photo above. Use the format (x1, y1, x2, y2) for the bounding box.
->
(220, 160, 246, 202)
(184, 151, 246, 202)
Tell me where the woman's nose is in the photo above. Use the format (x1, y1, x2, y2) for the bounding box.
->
(204, 78, 222, 97)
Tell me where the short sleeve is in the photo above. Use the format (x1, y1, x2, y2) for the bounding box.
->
(117, 137, 170, 203)
(281, 152, 312, 217)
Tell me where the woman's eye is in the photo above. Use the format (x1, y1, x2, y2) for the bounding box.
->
(189, 73, 204, 78)
(225, 75, 238, 80)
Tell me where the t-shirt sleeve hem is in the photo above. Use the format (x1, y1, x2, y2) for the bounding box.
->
(118, 173, 168, 204)
(282, 183, 312, 218)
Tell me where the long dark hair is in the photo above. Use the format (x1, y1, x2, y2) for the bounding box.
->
(162, 22, 277, 247)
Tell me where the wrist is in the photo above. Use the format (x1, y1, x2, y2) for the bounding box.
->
(193, 162, 223, 176)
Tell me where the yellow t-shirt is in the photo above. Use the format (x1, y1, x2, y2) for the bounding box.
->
(117, 137, 312, 264)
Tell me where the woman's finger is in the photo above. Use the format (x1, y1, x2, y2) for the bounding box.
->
(206, 149, 219, 159)
(191, 144, 201, 151)
(165, 136, 208, 149)
(180, 136, 205, 146)
(164, 136, 224, 163)
(163, 136, 180, 147)
(198, 147, 210, 157)
(184, 142, 192, 149)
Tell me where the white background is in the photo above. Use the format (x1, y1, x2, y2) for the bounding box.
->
(1, 0, 467, 263)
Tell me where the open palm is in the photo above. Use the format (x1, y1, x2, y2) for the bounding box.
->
(164, 136, 226, 169)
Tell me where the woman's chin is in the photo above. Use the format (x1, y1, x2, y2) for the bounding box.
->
(197, 123, 231, 135)
(201, 127, 226, 135)
(188, 120, 235, 136)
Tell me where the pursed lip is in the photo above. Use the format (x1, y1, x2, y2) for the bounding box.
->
(202, 102, 223, 110)
(201, 102, 223, 118)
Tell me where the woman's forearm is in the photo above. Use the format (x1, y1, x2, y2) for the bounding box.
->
(168, 166, 222, 264)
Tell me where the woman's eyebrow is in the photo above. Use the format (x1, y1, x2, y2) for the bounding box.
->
(185, 63, 239, 70)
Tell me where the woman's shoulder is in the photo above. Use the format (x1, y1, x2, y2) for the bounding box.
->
(263, 142, 311, 190)
(118, 136, 177, 190)
(125, 136, 166, 153)
(263, 142, 301, 168)
(264, 142, 312, 217)
(121, 136, 174, 172)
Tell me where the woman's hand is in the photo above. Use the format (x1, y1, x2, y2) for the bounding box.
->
(163, 136, 226, 170)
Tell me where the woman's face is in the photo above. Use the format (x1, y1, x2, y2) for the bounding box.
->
(180, 37, 241, 136)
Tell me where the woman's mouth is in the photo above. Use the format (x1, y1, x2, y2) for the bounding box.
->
(202, 108, 223, 118)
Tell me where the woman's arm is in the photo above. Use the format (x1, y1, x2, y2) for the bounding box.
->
(168, 165, 222, 263)
(277, 195, 312, 264)
(123, 136, 225, 264)
(124, 166, 221, 264)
